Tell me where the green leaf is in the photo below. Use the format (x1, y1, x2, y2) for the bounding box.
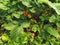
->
(49, 15, 56, 22)
(10, 26, 24, 41)
(21, 0, 32, 7)
(0, 0, 9, 2)
(56, 16, 60, 21)
(21, 22, 30, 28)
(47, 27, 59, 38)
(10, 26, 21, 41)
(44, 25, 59, 38)
(6, 15, 12, 21)
(51, 3, 60, 15)
(43, 0, 60, 15)
(29, 8, 36, 13)
(0, 3, 9, 10)
(12, 21, 19, 25)
(38, 0, 48, 3)
(0, 40, 3, 45)
(12, 11, 22, 18)
(46, 2, 60, 15)
(32, 24, 39, 32)
(56, 22, 60, 28)
(40, 15, 49, 21)
(2, 23, 17, 30)
(38, 0, 60, 15)
(39, 16, 45, 21)
(1, 34, 10, 42)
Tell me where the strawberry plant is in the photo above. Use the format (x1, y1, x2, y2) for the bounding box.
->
(0, 0, 60, 45)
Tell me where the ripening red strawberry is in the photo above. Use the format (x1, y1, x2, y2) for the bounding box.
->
(23, 10, 28, 16)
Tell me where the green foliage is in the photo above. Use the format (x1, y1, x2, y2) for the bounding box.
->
(0, 0, 60, 45)
(44, 24, 59, 38)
